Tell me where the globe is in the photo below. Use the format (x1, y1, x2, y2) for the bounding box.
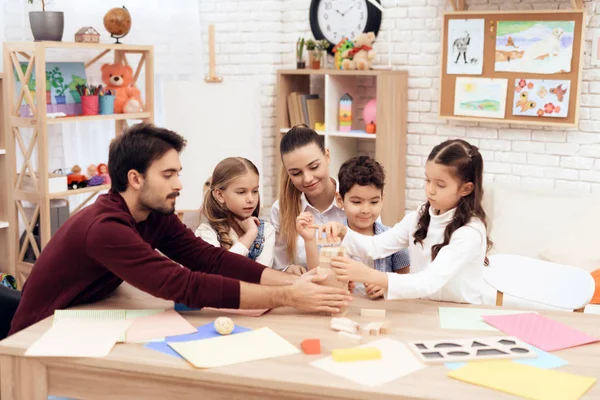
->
(103, 6, 131, 44)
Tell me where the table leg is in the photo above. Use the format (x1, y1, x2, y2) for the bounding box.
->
(0, 355, 48, 400)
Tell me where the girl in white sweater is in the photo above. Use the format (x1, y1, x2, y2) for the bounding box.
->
(195, 157, 275, 267)
(320, 139, 492, 304)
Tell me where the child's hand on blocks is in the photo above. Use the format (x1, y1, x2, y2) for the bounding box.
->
(365, 283, 386, 300)
(318, 221, 348, 244)
(296, 212, 318, 242)
(330, 256, 374, 284)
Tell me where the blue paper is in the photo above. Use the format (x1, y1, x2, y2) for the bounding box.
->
(144, 322, 251, 359)
(445, 344, 568, 370)
(174, 303, 199, 312)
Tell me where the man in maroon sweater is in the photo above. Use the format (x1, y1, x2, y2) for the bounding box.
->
(9, 123, 351, 334)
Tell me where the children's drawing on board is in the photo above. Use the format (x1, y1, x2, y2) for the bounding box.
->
(495, 21, 575, 74)
(454, 77, 508, 119)
(447, 19, 484, 75)
(512, 79, 570, 118)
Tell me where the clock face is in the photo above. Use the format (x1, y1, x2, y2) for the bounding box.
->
(317, 0, 368, 44)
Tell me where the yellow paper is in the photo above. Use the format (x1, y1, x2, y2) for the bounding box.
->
(25, 319, 133, 358)
(168, 327, 300, 368)
(449, 360, 596, 400)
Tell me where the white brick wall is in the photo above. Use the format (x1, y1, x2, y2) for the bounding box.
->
(4, 0, 599, 210)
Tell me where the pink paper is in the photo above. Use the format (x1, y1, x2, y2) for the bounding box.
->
(125, 309, 196, 343)
(204, 307, 270, 317)
(482, 313, 599, 352)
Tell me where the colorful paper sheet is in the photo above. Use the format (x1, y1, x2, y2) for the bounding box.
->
(311, 339, 426, 387)
(145, 322, 251, 359)
(53, 308, 165, 342)
(168, 327, 299, 368)
(174, 303, 269, 317)
(446, 344, 568, 370)
(25, 319, 132, 358)
(482, 313, 599, 351)
(438, 307, 534, 331)
(449, 360, 596, 400)
(124, 309, 196, 343)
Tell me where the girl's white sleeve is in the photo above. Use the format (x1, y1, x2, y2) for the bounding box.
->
(341, 212, 415, 259)
(195, 223, 249, 257)
(270, 201, 291, 271)
(386, 224, 484, 300)
(256, 222, 276, 268)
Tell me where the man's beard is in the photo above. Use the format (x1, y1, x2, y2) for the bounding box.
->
(140, 189, 179, 215)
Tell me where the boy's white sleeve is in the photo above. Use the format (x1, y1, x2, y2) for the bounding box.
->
(341, 212, 414, 260)
(195, 223, 249, 257)
(386, 224, 484, 300)
(256, 222, 276, 268)
(270, 201, 291, 271)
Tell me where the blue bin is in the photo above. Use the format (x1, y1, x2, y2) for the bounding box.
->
(99, 95, 115, 115)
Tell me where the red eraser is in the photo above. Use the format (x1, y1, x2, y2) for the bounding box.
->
(301, 338, 321, 355)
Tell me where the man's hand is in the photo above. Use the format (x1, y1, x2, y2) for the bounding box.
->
(287, 269, 352, 313)
(285, 264, 307, 276)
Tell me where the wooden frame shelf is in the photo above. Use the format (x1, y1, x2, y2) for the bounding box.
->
(276, 69, 408, 225)
(2, 42, 154, 287)
(0, 222, 8, 229)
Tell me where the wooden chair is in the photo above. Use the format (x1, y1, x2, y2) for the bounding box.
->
(483, 254, 595, 313)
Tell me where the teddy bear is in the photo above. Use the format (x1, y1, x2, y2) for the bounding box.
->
(101, 63, 142, 113)
(341, 32, 377, 70)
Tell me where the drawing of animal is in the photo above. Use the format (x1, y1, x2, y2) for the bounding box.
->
(469, 58, 478, 64)
(453, 31, 471, 64)
(516, 91, 536, 112)
(522, 27, 564, 64)
(537, 86, 548, 98)
(549, 84, 568, 102)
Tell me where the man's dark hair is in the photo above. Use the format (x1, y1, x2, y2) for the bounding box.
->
(108, 123, 187, 192)
(338, 156, 385, 199)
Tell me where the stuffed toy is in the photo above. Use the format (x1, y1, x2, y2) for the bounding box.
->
(101, 63, 142, 113)
(332, 38, 354, 70)
(341, 32, 377, 70)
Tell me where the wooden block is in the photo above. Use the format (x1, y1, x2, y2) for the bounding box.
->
(332, 347, 382, 362)
(406, 336, 537, 365)
(338, 331, 363, 344)
(380, 320, 391, 334)
(360, 308, 386, 318)
(361, 322, 383, 336)
(301, 339, 321, 355)
(331, 317, 359, 334)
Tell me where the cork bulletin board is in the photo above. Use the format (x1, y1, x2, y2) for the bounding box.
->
(439, 10, 585, 128)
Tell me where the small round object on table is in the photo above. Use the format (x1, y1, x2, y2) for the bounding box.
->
(214, 317, 235, 335)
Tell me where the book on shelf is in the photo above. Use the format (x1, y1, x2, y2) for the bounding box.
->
(287, 92, 324, 130)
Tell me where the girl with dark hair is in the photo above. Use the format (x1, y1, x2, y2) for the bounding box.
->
(320, 139, 492, 304)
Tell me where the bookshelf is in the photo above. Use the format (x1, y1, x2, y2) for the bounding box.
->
(2, 41, 154, 287)
(276, 69, 408, 225)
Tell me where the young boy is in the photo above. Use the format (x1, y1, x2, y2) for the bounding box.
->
(296, 156, 410, 299)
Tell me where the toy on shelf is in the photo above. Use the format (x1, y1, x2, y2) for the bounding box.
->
(86, 164, 105, 187)
(332, 38, 354, 70)
(97, 163, 111, 185)
(75, 26, 100, 43)
(103, 6, 132, 44)
(67, 165, 87, 190)
(101, 63, 142, 114)
(339, 93, 353, 133)
(341, 32, 377, 70)
(363, 98, 377, 134)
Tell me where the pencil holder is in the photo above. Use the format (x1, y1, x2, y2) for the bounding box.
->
(99, 95, 115, 115)
(81, 95, 99, 116)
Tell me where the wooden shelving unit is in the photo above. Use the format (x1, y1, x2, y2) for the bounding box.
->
(276, 69, 408, 225)
(2, 41, 154, 287)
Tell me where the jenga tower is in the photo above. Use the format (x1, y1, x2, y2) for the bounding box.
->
(319, 245, 350, 317)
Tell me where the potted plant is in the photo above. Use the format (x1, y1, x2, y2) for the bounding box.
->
(27, 0, 64, 42)
(296, 38, 305, 69)
(306, 39, 320, 69)
(317, 40, 330, 69)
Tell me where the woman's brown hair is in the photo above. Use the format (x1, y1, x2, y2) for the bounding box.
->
(413, 139, 493, 265)
(278, 125, 326, 262)
(202, 157, 260, 249)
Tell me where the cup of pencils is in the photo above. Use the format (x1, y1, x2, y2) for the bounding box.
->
(77, 84, 101, 116)
(99, 89, 115, 115)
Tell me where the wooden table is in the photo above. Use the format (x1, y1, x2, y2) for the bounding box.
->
(1, 284, 600, 400)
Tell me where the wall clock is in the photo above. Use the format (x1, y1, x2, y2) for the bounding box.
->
(309, 0, 382, 55)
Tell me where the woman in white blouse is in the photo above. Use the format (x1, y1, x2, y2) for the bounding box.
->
(270, 125, 346, 275)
